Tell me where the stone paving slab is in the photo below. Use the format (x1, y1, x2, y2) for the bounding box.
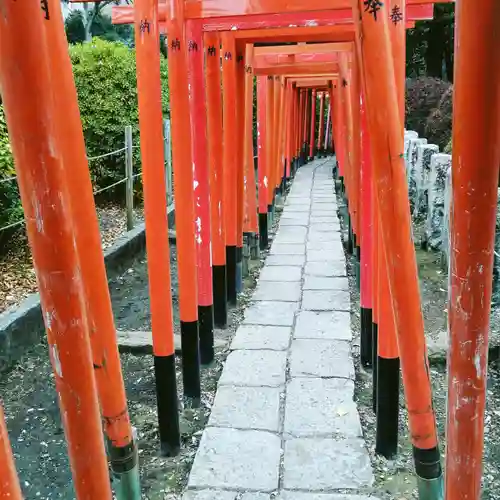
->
(309, 223, 341, 232)
(307, 250, 345, 264)
(279, 218, 309, 227)
(254, 281, 302, 302)
(284, 378, 361, 438)
(209, 385, 281, 432)
(308, 231, 342, 243)
(294, 311, 351, 341)
(265, 255, 305, 266)
(184, 492, 272, 500)
(219, 350, 287, 387)
(307, 241, 344, 253)
(304, 261, 346, 277)
(260, 265, 303, 282)
(231, 325, 291, 351)
(278, 493, 380, 500)
(303, 276, 349, 291)
(290, 339, 354, 379)
(270, 243, 306, 255)
(244, 301, 298, 326)
(188, 428, 281, 491)
(302, 290, 351, 311)
(283, 438, 373, 490)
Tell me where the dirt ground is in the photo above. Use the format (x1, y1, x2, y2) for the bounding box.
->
(336, 195, 500, 499)
(0, 212, 279, 500)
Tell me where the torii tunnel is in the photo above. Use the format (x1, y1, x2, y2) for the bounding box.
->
(0, 0, 499, 499)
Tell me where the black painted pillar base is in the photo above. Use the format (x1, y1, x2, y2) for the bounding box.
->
(235, 246, 243, 294)
(226, 245, 237, 306)
(346, 215, 354, 255)
(355, 244, 361, 291)
(154, 354, 180, 457)
(179, 320, 201, 406)
(259, 213, 268, 250)
(375, 357, 400, 459)
(198, 304, 214, 365)
(308, 155, 314, 162)
(372, 322, 378, 413)
(267, 203, 273, 228)
(212, 265, 227, 328)
(412, 445, 443, 488)
(360, 307, 373, 368)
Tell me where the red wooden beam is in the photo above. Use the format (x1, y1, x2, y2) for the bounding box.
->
(107, 0, 448, 24)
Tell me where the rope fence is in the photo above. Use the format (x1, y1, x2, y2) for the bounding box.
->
(0, 121, 173, 234)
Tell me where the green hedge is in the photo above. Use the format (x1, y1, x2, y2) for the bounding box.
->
(69, 38, 169, 194)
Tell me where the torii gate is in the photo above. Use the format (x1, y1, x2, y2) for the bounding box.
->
(1, 1, 499, 500)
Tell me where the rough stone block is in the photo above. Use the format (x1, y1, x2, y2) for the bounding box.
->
(303, 276, 349, 291)
(260, 265, 302, 282)
(265, 255, 305, 267)
(304, 261, 346, 277)
(253, 281, 302, 302)
(284, 378, 361, 438)
(188, 428, 281, 491)
(244, 301, 298, 326)
(219, 349, 287, 387)
(302, 290, 350, 311)
(290, 339, 354, 379)
(283, 438, 373, 490)
(270, 243, 306, 256)
(294, 311, 351, 341)
(209, 386, 281, 432)
(231, 325, 291, 351)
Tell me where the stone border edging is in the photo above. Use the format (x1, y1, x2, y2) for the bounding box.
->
(0, 205, 175, 372)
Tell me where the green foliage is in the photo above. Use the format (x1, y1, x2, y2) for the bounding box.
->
(405, 5, 455, 81)
(0, 105, 22, 229)
(69, 38, 169, 195)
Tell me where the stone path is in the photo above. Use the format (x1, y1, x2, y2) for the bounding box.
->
(183, 159, 377, 500)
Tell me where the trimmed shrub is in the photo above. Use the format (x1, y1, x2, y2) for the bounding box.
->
(405, 77, 451, 137)
(69, 38, 169, 195)
(424, 85, 453, 150)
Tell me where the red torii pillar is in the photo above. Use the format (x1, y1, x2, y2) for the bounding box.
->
(446, 2, 500, 498)
(308, 89, 317, 161)
(186, 19, 215, 365)
(317, 91, 325, 157)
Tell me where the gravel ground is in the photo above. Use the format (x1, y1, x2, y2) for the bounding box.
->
(0, 203, 144, 314)
(0, 205, 282, 499)
(335, 185, 500, 499)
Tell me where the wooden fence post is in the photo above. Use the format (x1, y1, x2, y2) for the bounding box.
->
(125, 125, 135, 231)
